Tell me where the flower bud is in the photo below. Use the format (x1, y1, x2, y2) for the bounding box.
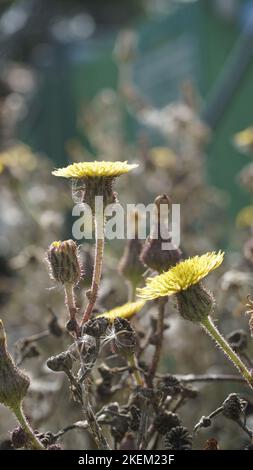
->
(140, 195, 182, 273)
(47, 240, 81, 285)
(0, 320, 30, 410)
(175, 282, 214, 322)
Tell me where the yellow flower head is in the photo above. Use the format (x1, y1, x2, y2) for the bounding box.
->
(96, 300, 145, 322)
(137, 251, 224, 300)
(234, 127, 253, 154)
(52, 160, 138, 179)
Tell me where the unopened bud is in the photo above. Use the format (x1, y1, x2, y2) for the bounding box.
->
(47, 240, 81, 285)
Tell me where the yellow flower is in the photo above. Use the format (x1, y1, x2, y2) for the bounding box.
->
(149, 147, 177, 169)
(52, 160, 138, 179)
(96, 300, 145, 322)
(234, 127, 253, 154)
(137, 251, 224, 300)
(236, 205, 253, 228)
(0, 144, 37, 172)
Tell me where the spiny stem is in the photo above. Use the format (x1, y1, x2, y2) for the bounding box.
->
(82, 214, 104, 325)
(12, 402, 45, 450)
(200, 316, 253, 389)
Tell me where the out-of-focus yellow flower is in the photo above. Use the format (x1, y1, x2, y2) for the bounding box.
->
(236, 205, 253, 228)
(149, 147, 177, 169)
(97, 300, 145, 322)
(0, 144, 37, 173)
(137, 251, 224, 300)
(52, 161, 138, 179)
(234, 127, 253, 154)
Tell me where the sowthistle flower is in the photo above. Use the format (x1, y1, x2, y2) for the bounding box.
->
(137, 251, 224, 301)
(97, 300, 145, 322)
(137, 251, 253, 389)
(52, 160, 138, 211)
(53, 160, 138, 325)
(234, 126, 253, 155)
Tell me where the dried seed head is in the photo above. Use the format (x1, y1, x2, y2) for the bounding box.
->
(113, 317, 137, 354)
(226, 329, 248, 353)
(154, 412, 181, 435)
(222, 393, 247, 421)
(175, 282, 214, 322)
(156, 375, 182, 397)
(11, 426, 27, 448)
(140, 194, 182, 273)
(46, 351, 73, 372)
(82, 317, 109, 338)
(0, 320, 30, 410)
(128, 405, 141, 431)
(47, 240, 81, 285)
(164, 426, 192, 450)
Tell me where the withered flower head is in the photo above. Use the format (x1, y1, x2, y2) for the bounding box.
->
(47, 239, 81, 285)
(140, 194, 182, 273)
(0, 320, 30, 411)
(164, 426, 192, 450)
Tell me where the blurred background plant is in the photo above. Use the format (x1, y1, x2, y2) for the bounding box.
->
(0, 0, 253, 450)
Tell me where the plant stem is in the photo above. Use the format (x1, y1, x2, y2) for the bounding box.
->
(12, 402, 45, 450)
(148, 298, 166, 386)
(128, 352, 143, 386)
(201, 316, 253, 389)
(64, 282, 80, 337)
(128, 281, 137, 302)
(82, 214, 104, 325)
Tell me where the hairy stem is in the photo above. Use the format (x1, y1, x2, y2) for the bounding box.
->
(65, 283, 80, 337)
(12, 402, 45, 450)
(82, 215, 104, 325)
(201, 316, 253, 389)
